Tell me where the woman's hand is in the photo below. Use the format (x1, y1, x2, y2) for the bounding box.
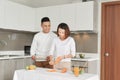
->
(54, 56, 62, 65)
(64, 54, 73, 58)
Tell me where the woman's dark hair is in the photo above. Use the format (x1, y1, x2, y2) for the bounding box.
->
(41, 17, 50, 23)
(57, 23, 70, 39)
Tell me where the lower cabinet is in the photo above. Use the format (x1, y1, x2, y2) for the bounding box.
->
(0, 57, 33, 80)
(0, 60, 5, 80)
(15, 58, 25, 70)
(24, 57, 34, 67)
(4, 59, 16, 80)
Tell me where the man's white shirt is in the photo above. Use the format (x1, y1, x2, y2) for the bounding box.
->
(30, 31, 56, 57)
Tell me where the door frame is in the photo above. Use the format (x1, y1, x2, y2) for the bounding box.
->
(101, 1, 120, 80)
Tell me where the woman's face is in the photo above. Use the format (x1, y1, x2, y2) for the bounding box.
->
(58, 28, 66, 40)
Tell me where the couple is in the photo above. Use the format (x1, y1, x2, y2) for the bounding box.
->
(30, 17, 76, 69)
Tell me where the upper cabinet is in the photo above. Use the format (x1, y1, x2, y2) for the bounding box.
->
(4, 1, 21, 30)
(75, 1, 94, 31)
(20, 5, 35, 31)
(3, 0, 35, 31)
(47, 6, 61, 31)
(35, 7, 47, 32)
(0, 1, 94, 32)
(35, 6, 61, 32)
(60, 4, 76, 31)
(35, 1, 94, 32)
(0, 0, 5, 28)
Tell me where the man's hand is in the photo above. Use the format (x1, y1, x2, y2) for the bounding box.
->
(46, 55, 53, 61)
(49, 60, 54, 65)
(46, 56, 50, 61)
(31, 55, 36, 60)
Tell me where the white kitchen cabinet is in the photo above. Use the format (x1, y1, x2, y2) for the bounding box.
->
(24, 57, 33, 67)
(87, 60, 98, 74)
(3, 59, 16, 80)
(0, 0, 5, 28)
(75, 1, 94, 31)
(20, 6, 35, 31)
(0, 60, 4, 80)
(4, 1, 20, 30)
(4, 0, 35, 31)
(0, 57, 33, 80)
(60, 4, 76, 31)
(35, 7, 47, 32)
(7, 59, 16, 80)
(2, 1, 94, 32)
(35, 1, 94, 32)
(21, 2, 35, 31)
(35, 5, 74, 32)
(15, 58, 25, 69)
(46, 6, 61, 31)
(35, 6, 60, 32)
(35, 5, 75, 32)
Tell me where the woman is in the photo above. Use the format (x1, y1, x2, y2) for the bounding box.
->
(49, 23, 76, 70)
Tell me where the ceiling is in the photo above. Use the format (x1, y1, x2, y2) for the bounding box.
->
(8, 0, 89, 8)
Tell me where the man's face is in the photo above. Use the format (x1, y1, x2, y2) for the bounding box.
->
(41, 21, 51, 33)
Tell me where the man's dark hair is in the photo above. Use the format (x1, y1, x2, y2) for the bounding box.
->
(41, 17, 50, 23)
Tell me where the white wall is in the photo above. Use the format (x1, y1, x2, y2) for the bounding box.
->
(93, 0, 101, 80)
(97, 2, 101, 80)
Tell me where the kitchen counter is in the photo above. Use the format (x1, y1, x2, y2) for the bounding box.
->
(72, 53, 99, 61)
(0, 51, 31, 60)
(0, 55, 31, 60)
(13, 68, 99, 80)
(71, 57, 99, 61)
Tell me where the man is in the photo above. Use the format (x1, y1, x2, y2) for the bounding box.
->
(30, 17, 56, 68)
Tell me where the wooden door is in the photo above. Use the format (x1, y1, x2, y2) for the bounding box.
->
(101, 1, 120, 80)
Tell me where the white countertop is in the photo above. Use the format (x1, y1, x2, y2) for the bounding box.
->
(0, 51, 31, 60)
(13, 68, 99, 80)
(71, 57, 99, 61)
(0, 51, 99, 60)
(72, 52, 99, 61)
(0, 55, 31, 60)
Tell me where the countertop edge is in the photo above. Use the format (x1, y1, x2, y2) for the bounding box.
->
(0, 55, 31, 60)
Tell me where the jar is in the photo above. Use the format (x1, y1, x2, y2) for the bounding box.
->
(73, 66, 80, 77)
(79, 68, 85, 74)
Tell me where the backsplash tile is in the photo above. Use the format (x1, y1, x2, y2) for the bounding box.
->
(0, 29, 35, 51)
(71, 33, 98, 53)
(0, 29, 97, 53)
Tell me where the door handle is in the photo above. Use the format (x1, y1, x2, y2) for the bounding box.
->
(105, 53, 109, 56)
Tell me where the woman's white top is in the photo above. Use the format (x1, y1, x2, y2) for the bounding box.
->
(49, 36, 76, 58)
(30, 31, 56, 57)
